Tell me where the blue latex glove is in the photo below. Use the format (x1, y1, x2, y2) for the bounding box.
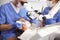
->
(16, 21, 23, 29)
(30, 18, 37, 24)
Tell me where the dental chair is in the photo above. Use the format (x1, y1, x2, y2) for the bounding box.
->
(18, 22, 60, 40)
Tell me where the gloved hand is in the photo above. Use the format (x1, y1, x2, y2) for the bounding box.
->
(16, 18, 31, 30)
(30, 18, 37, 24)
(16, 20, 31, 31)
(16, 21, 23, 29)
(16, 18, 26, 29)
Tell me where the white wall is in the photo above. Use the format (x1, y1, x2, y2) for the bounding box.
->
(0, 0, 12, 6)
(29, 0, 47, 12)
(0, 0, 47, 12)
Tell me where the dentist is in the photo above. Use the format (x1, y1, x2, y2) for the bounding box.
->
(0, 0, 36, 40)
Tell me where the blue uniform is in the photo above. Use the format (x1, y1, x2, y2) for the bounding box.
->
(0, 3, 36, 40)
(42, 7, 60, 26)
(53, 10, 60, 22)
(42, 7, 50, 15)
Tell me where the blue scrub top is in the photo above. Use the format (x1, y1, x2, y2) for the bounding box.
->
(0, 3, 36, 40)
(53, 10, 60, 22)
(42, 7, 50, 15)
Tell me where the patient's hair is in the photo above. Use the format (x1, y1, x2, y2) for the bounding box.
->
(57, 0, 59, 1)
(48, 0, 59, 1)
(56, 0, 59, 3)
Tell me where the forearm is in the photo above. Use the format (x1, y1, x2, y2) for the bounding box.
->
(0, 24, 12, 31)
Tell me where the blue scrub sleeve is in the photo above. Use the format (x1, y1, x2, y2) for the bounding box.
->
(30, 18, 37, 24)
(19, 8, 30, 20)
(44, 18, 56, 26)
(0, 6, 6, 24)
(19, 7, 37, 24)
(53, 10, 60, 22)
(23, 16, 30, 21)
(23, 16, 37, 24)
(0, 6, 16, 29)
(0, 6, 16, 40)
(42, 7, 50, 15)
